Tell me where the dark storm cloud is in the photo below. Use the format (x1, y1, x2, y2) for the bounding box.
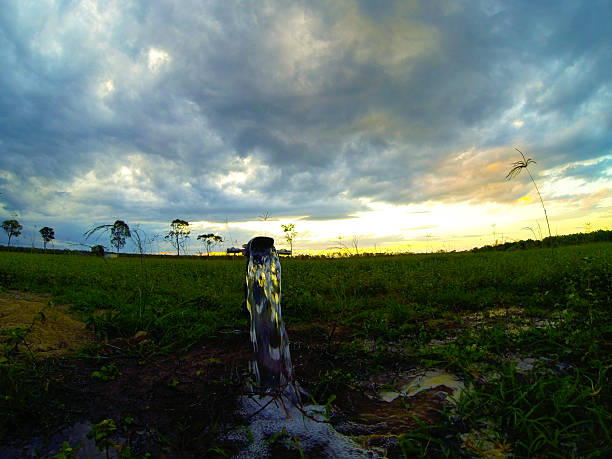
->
(1, 0, 610, 249)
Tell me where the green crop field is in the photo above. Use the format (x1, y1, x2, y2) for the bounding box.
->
(1, 238, 611, 457)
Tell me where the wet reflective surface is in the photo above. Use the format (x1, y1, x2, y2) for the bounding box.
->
(376, 369, 465, 403)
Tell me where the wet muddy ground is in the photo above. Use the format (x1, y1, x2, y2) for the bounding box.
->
(3, 243, 610, 457)
(1, 291, 468, 458)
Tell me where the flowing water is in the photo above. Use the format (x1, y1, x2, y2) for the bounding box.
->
(244, 237, 294, 395)
(238, 237, 377, 457)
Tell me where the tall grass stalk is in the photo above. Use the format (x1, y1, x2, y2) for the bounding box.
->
(506, 148, 551, 238)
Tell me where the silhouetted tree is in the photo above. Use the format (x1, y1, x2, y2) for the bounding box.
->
(91, 244, 105, 257)
(165, 219, 190, 255)
(2, 219, 22, 247)
(110, 220, 131, 253)
(506, 148, 551, 238)
(39, 226, 55, 251)
(84, 220, 131, 254)
(281, 223, 297, 253)
(197, 233, 223, 256)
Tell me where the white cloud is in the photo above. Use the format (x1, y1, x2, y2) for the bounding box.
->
(147, 47, 171, 72)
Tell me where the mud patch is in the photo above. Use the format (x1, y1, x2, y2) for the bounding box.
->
(1, 331, 250, 458)
(0, 290, 94, 357)
(375, 369, 465, 403)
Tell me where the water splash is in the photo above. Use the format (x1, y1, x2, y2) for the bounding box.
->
(232, 397, 376, 458)
(245, 237, 293, 393)
(237, 237, 376, 457)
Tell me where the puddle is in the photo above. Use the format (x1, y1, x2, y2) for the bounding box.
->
(0, 421, 118, 459)
(308, 368, 469, 445)
(462, 307, 555, 328)
(426, 337, 457, 347)
(0, 291, 94, 357)
(376, 369, 465, 403)
(514, 357, 539, 373)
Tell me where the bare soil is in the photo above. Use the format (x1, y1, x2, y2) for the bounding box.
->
(0, 291, 94, 357)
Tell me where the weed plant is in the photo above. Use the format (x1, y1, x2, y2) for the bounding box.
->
(0, 317, 61, 440)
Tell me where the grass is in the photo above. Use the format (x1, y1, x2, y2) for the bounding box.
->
(0, 237, 610, 457)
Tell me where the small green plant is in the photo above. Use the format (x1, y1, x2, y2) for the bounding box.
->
(397, 419, 453, 457)
(0, 309, 54, 438)
(311, 369, 353, 403)
(43, 440, 81, 459)
(88, 418, 118, 459)
(91, 363, 122, 381)
(265, 427, 288, 445)
(292, 435, 306, 459)
(265, 427, 306, 458)
(88, 416, 149, 459)
(323, 394, 336, 420)
(1, 327, 32, 360)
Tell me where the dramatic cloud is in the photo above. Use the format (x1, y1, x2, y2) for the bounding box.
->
(1, 0, 610, 251)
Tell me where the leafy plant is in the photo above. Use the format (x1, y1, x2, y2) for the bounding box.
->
(311, 369, 353, 403)
(91, 364, 122, 381)
(88, 418, 118, 459)
(44, 440, 81, 459)
(0, 307, 57, 439)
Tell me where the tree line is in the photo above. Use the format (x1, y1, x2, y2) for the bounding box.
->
(84, 218, 228, 256)
(470, 229, 612, 252)
(3, 215, 299, 256)
(2, 219, 55, 250)
(1, 217, 225, 256)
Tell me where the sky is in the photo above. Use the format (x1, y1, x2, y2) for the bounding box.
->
(1, 0, 611, 254)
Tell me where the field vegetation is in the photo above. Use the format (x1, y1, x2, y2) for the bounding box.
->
(0, 232, 610, 457)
